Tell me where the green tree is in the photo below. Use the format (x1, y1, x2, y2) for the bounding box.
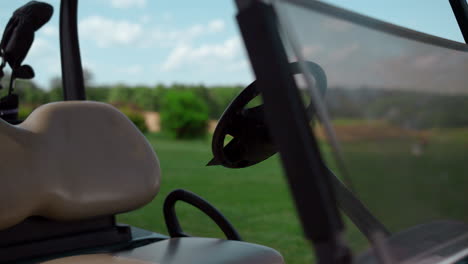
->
(15, 80, 48, 105)
(86, 86, 111, 102)
(108, 86, 134, 104)
(119, 107, 148, 133)
(161, 90, 209, 139)
(132, 86, 157, 111)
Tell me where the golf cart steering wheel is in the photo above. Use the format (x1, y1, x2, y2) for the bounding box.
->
(164, 189, 242, 241)
(208, 61, 327, 168)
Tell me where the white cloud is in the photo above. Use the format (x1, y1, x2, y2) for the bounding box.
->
(108, 0, 146, 9)
(139, 14, 151, 24)
(82, 60, 97, 75)
(144, 19, 227, 48)
(40, 25, 58, 37)
(26, 38, 61, 87)
(160, 45, 190, 71)
(78, 16, 226, 49)
(161, 36, 242, 71)
(79, 16, 143, 47)
(207, 20, 225, 33)
(226, 59, 249, 72)
(29, 38, 54, 58)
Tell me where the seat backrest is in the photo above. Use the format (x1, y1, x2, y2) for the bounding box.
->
(0, 101, 161, 230)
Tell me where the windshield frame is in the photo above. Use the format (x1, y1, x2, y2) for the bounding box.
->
(235, 1, 468, 264)
(235, 1, 351, 264)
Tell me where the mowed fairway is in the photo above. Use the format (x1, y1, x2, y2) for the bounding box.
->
(117, 124, 468, 263)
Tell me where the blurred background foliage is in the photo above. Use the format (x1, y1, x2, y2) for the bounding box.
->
(9, 77, 243, 119)
(161, 89, 209, 139)
(119, 106, 149, 133)
(5, 72, 468, 137)
(2, 72, 243, 136)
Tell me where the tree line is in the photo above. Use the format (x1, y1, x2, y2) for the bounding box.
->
(5, 78, 244, 120)
(325, 87, 468, 129)
(6, 76, 467, 131)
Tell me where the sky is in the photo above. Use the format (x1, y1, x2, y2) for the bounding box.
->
(0, 0, 464, 89)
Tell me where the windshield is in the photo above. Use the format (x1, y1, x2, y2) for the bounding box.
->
(272, 0, 468, 263)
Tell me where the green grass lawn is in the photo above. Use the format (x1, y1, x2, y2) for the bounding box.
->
(118, 133, 316, 264)
(118, 128, 468, 264)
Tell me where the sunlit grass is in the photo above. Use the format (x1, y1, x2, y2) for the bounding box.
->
(118, 126, 468, 263)
(118, 133, 315, 263)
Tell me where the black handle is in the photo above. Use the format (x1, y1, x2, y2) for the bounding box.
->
(60, 0, 86, 100)
(163, 189, 242, 241)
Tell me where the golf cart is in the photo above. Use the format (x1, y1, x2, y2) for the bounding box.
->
(0, 0, 467, 264)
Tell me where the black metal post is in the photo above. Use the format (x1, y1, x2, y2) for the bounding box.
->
(235, 1, 350, 264)
(59, 0, 86, 100)
(450, 0, 468, 44)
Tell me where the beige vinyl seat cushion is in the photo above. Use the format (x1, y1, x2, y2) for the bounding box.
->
(2, 101, 284, 264)
(41, 237, 284, 264)
(0, 101, 161, 230)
